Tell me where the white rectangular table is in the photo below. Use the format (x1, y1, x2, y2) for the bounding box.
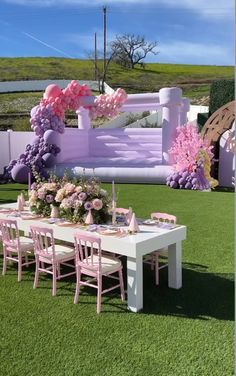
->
(0, 203, 186, 312)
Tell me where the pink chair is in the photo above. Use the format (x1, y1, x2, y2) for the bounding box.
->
(144, 213, 177, 285)
(30, 226, 75, 296)
(0, 219, 35, 282)
(74, 233, 125, 314)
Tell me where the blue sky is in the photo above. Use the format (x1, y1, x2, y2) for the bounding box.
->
(0, 0, 234, 65)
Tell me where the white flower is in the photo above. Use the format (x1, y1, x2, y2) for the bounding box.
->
(100, 189, 107, 197)
(75, 186, 83, 193)
(55, 188, 65, 202)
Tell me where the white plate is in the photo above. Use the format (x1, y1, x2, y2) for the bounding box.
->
(98, 229, 119, 235)
(143, 219, 157, 225)
(0, 207, 13, 213)
(21, 214, 41, 220)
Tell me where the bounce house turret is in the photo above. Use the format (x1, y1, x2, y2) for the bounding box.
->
(159, 87, 183, 164)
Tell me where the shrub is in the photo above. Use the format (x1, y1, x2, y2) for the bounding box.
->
(197, 112, 209, 132)
(209, 79, 235, 115)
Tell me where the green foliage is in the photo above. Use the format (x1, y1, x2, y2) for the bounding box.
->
(209, 79, 235, 115)
(197, 112, 209, 132)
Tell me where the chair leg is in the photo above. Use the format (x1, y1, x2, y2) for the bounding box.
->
(97, 275, 102, 314)
(18, 254, 22, 282)
(52, 264, 57, 296)
(151, 253, 155, 270)
(119, 268, 125, 301)
(57, 263, 60, 279)
(25, 254, 29, 267)
(74, 266, 81, 304)
(34, 257, 39, 289)
(2, 247, 7, 276)
(155, 253, 159, 286)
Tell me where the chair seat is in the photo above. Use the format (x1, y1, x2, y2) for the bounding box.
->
(39, 245, 75, 262)
(80, 254, 122, 274)
(6, 236, 34, 253)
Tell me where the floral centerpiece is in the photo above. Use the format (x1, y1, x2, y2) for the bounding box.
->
(29, 172, 61, 217)
(29, 172, 111, 224)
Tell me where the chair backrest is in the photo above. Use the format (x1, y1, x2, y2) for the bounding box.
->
(115, 208, 130, 215)
(30, 225, 55, 259)
(0, 219, 20, 250)
(151, 212, 177, 224)
(115, 207, 132, 224)
(74, 233, 101, 271)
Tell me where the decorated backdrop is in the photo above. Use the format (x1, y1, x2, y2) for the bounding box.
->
(4, 80, 127, 183)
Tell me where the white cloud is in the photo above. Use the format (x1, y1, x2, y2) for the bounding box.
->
(63, 29, 117, 55)
(157, 40, 234, 65)
(4, 0, 234, 19)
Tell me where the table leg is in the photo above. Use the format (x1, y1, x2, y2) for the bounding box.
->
(127, 255, 143, 312)
(168, 241, 182, 289)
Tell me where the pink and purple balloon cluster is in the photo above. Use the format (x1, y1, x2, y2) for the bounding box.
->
(166, 162, 211, 190)
(4, 81, 128, 183)
(41, 80, 92, 119)
(4, 130, 61, 182)
(90, 88, 127, 119)
(30, 104, 65, 136)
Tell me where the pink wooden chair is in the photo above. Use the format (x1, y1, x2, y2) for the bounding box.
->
(144, 213, 177, 285)
(30, 225, 75, 296)
(115, 208, 130, 215)
(0, 219, 35, 282)
(74, 233, 125, 314)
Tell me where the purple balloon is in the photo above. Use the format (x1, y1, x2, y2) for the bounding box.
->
(185, 182, 192, 189)
(170, 181, 178, 189)
(43, 129, 60, 145)
(42, 153, 56, 167)
(11, 163, 31, 183)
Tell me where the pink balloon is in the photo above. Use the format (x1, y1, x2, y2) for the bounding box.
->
(44, 84, 62, 100)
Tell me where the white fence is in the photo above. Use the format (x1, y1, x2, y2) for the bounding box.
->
(0, 80, 100, 93)
(0, 130, 35, 173)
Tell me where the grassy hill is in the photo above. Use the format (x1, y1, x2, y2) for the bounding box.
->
(0, 57, 234, 131)
(0, 57, 234, 98)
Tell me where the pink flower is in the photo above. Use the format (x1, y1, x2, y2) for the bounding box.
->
(78, 192, 87, 201)
(64, 183, 76, 194)
(92, 198, 103, 210)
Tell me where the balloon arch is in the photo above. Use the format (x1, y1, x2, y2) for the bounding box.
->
(5, 81, 127, 183)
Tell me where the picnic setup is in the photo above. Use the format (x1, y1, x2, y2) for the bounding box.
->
(0, 79, 234, 375)
(0, 80, 234, 313)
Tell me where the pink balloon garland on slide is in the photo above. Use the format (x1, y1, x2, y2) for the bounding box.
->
(4, 81, 127, 183)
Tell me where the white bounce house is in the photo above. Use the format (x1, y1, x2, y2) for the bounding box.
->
(51, 87, 190, 183)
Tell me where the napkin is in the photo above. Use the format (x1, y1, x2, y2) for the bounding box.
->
(126, 207, 133, 225)
(20, 193, 26, 207)
(128, 212, 140, 233)
(85, 210, 94, 225)
(17, 195, 24, 211)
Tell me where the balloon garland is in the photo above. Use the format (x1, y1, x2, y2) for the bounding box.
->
(4, 81, 127, 183)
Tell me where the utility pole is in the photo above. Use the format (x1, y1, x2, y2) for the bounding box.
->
(103, 5, 107, 80)
(94, 32, 98, 80)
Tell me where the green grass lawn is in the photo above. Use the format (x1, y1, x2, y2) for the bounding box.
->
(0, 183, 234, 376)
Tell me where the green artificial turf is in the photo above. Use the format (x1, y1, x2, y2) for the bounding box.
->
(0, 183, 234, 376)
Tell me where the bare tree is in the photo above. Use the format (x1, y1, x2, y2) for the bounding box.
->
(87, 49, 115, 93)
(110, 34, 158, 69)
